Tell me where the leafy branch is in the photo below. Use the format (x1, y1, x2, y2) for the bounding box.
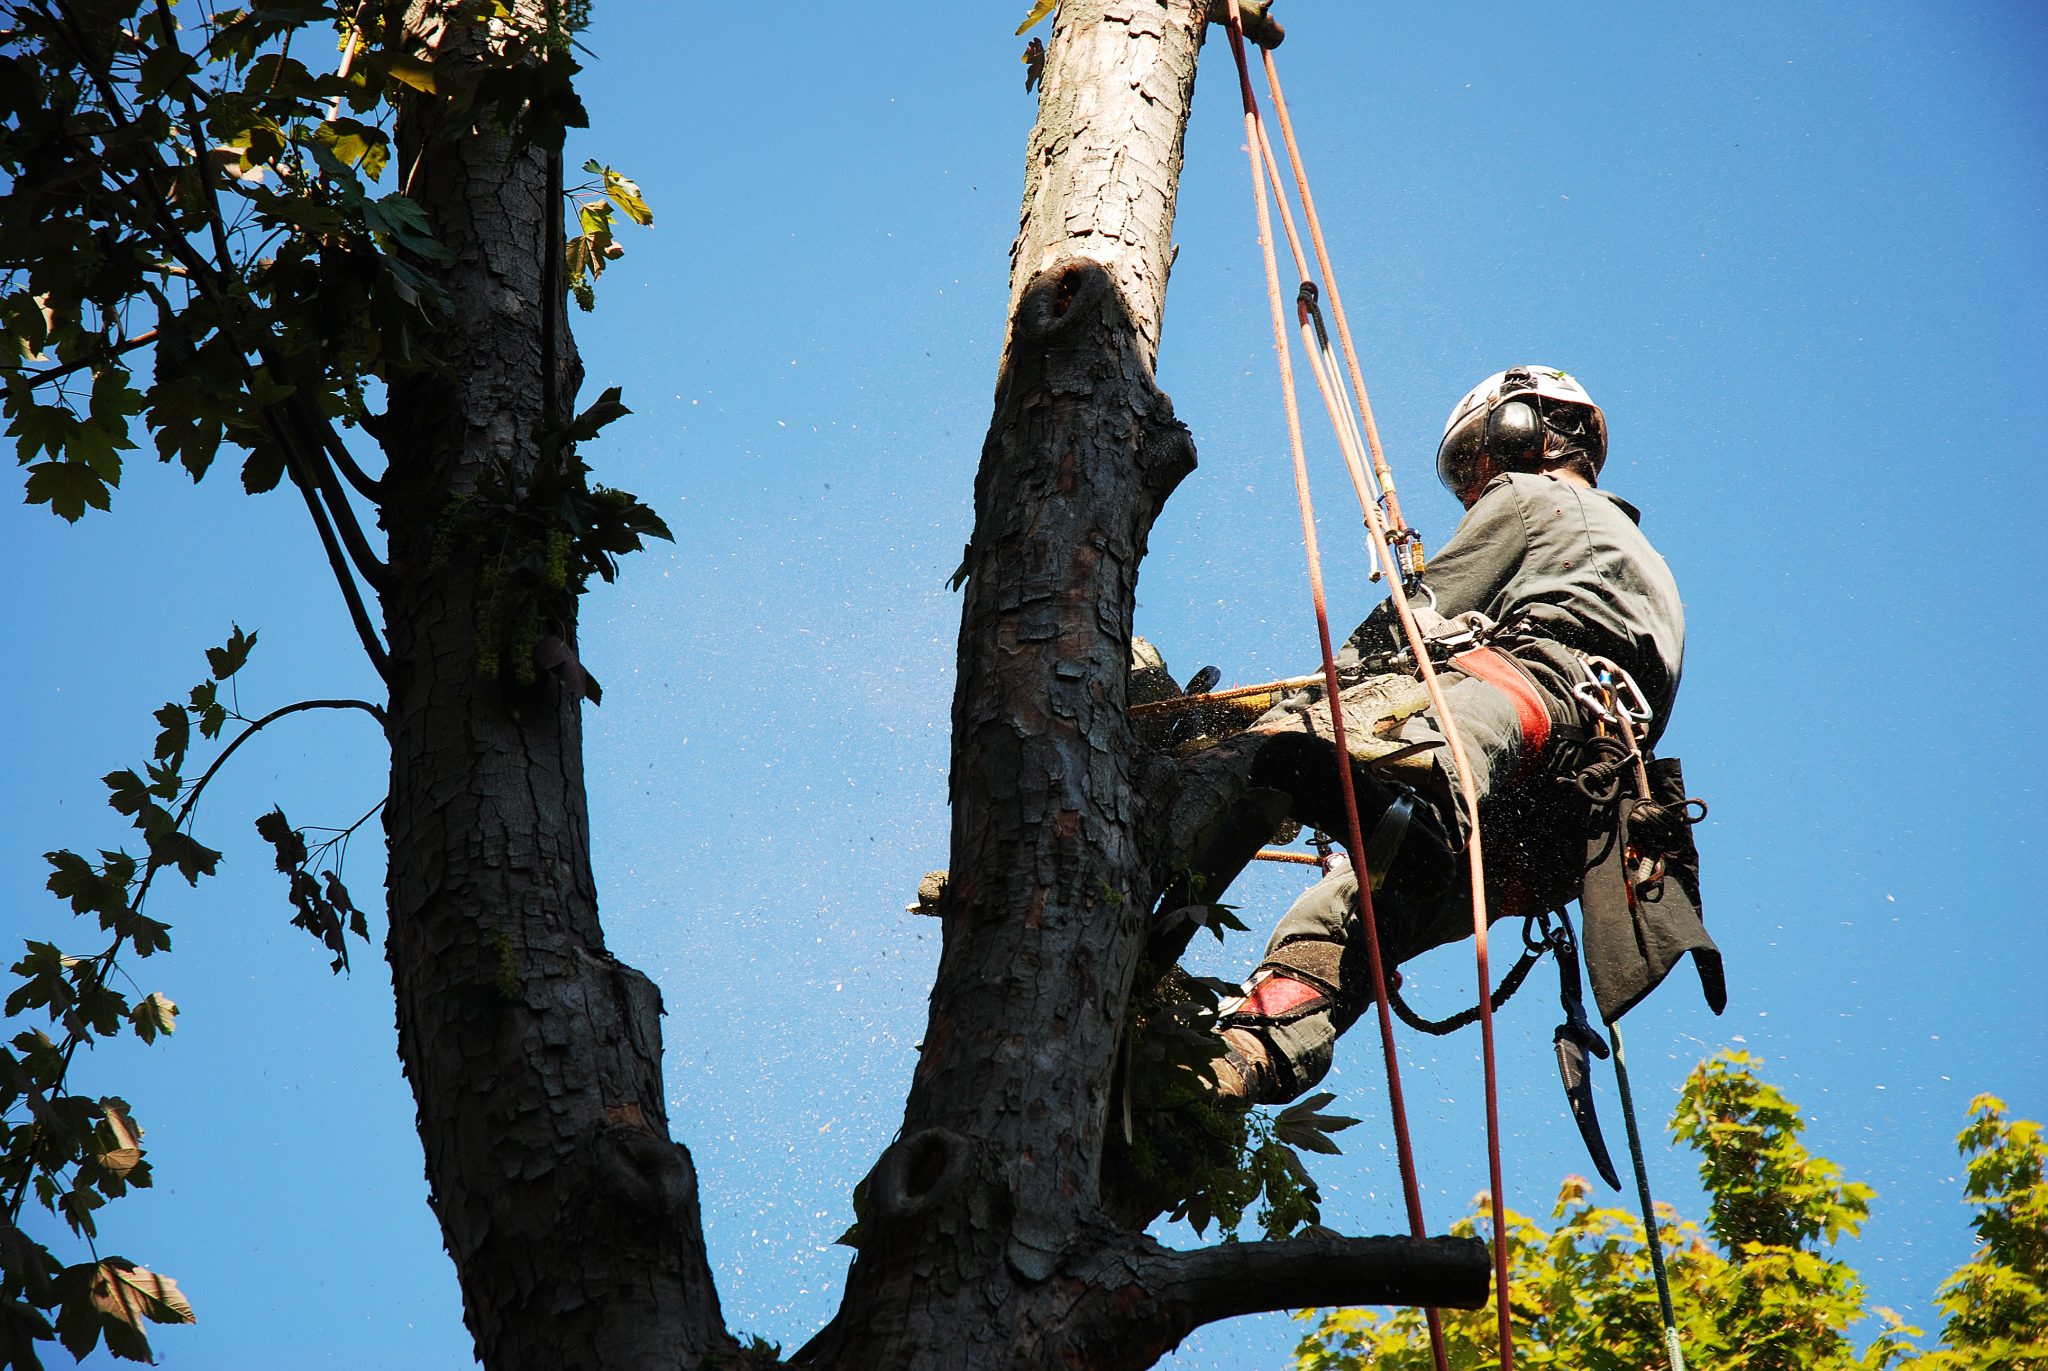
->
(563, 158, 653, 311)
(1103, 966, 1356, 1240)
(429, 385, 671, 691)
(0, 627, 382, 1365)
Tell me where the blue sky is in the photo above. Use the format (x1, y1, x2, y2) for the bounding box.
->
(5, 3, 2044, 1366)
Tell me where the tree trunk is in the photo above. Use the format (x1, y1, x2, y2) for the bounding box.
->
(378, 8, 731, 1368)
(801, 5, 1486, 1368)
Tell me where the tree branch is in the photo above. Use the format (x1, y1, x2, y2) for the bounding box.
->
(288, 467, 392, 678)
(5, 696, 384, 1224)
(318, 422, 385, 500)
(179, 697, 387, 831)
(150, 0, 239, 273)
(280, 405, 388, 587)
(1135, 1230, 1490, 1329)
(20, 330, 160, 387)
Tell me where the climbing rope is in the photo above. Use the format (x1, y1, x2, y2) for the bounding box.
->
(1217, 7, 1452, 1366)
(1218, 11, 1516, 1365)
(1611, 1022, 1688, 1371)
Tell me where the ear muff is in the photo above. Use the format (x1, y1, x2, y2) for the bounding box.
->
(1486, 397, 1543, 468)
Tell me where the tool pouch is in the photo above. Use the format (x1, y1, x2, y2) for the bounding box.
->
(1577, 754, 1726, 1024)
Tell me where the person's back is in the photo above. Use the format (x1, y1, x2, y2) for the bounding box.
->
(1345, 469, 1684, 745)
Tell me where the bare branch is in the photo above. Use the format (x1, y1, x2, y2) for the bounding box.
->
(289, 469, 392, 677)
(1131, 1230, 1490, 1330)
(283, 414, 389, 588)
(320, 423, 386, 500)
(148, 0, 238, 272)
(177, 697, 386, 832)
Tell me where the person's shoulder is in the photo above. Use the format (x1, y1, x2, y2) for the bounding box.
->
(1507, 471, 1647, 527)
(1589, 487, 1644, 526)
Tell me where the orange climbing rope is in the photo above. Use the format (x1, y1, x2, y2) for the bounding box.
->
(1217, 8, 1451, 1368)
(1217, 9, 1517, 1367)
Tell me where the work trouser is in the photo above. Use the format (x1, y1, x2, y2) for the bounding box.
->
(1211, 666, 1555, 1099)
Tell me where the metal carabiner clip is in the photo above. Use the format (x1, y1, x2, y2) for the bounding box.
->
(1571, 653, 1652, 726)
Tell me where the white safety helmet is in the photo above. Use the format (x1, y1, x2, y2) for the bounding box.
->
(1435, 365, 1607, 497)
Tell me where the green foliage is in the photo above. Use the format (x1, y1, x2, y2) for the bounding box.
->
(1676, 1048, 1876, 1254)
(1, 0, 655, 524)
(565, 160, 654, 311)
(1, 629, 381, 1366)
(253, 808, 370, 975)
(1105, 967, 1353, 1240)
(0, 0, 451, 516)
(429, 385, 672, 686)
(1292, 1052, 2048, 1371)
(1917, 1096, 2048, 1367)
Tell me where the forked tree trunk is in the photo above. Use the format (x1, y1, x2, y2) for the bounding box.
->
(372, 3, 1481, 1368)
(801, 4, 1486, 1369)
(378, 6, 731, 1368)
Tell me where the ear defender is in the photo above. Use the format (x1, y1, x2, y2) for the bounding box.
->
(1485, 397, 1543, 468)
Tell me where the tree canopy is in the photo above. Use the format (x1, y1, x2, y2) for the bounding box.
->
(1295, 1053, 2048, 1370)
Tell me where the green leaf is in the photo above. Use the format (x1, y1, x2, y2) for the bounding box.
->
(239, 441, 287, 495)
(4, 942, 68, 1020)
(117, 914, 171, 959)
(311, 119, 390, 178)
(44, 849, 128, 919)
(1274, 1092, 1361, 1156)
(0, 1294, 57, 1370)
(102, 771, 150, 819)
(21, 462, 114, 523)
(54, 1259, 192, 1363)
(129, 993, 176, 1045)
(383, 52, 438, 94)
(145, 830, 220, 887)
(564, 385, 631, 444)
(205, 624, 257, 680)
(600, 167, 653, 226)
(150, 704, 189, 764)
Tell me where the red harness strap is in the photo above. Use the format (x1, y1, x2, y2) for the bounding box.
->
(1450, 645, 1553, 777)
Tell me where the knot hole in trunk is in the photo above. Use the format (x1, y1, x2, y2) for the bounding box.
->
(1017, 259, 1115, 342)
(871, 1127, 970, 1219)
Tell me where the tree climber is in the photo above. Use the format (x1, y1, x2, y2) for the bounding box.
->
(1142, 365, 1718, 1106)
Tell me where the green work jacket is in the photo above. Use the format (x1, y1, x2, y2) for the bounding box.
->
(1346, 472, 1685, 745)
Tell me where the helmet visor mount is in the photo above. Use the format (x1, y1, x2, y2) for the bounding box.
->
(1435, 409, 1492, 501)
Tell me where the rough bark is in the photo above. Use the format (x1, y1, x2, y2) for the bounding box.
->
(378, 7, 731, 1368)
(802, 5, 1488, 1368)
(358, 4, 1481, 1367)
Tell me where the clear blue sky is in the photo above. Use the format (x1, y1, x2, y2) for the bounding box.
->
(5, 3, 2044, 1366)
